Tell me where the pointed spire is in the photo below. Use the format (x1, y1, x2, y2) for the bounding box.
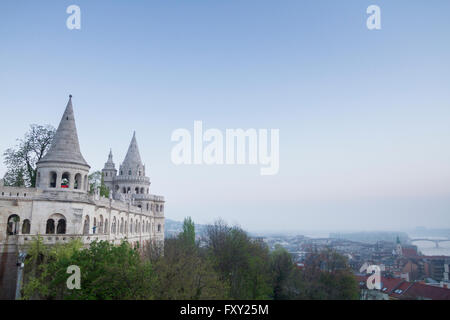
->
(104, 148, 115, 169)
(122, 132, 143, 168)
(38, 95, 90, 167)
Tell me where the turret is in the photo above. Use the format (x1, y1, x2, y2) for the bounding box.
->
(102, 149, 117, 192)
(36, 95, 90, 192)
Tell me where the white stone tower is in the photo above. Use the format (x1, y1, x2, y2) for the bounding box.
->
(114, 132, 151, 204)
(102, 149, 117, 192)
(35, 95, 90, 192)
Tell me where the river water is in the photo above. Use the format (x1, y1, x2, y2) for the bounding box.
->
(413, 241, 450, 257)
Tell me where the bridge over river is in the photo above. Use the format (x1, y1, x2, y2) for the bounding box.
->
(410, 238, 450, 248)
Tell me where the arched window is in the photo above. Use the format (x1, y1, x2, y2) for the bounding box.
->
(46, 219, 55, 234)
(57, 219, 66, 234)
(83, 216, 90, 235)
(160, 205, 163, 212)
(158, 224, 161, 232)
(112, 217, 116, 234)
(104, 219, 109, 234)
(140, 188, 144, 194)
(93, 217, 97, 234)
(135, 187, 139, 194)
(49, 172, 57, 188)
(146, 203, 149, 211)
(74, 173, 82, 190)
(6, 215, 20, 235)
(125, 221, 128, 234)
(120, 218, 124, 234)
(130, 219, 133, 233)
(127, 187, 131, 194)
(61, 172, 70, 188)
(128, 170, 132, 176)
(22, 219, 31, 234)
(36, 172, 41, 187)
(99, 215, 104, 234)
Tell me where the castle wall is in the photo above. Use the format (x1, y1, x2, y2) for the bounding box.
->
(0, 251, 18, 300)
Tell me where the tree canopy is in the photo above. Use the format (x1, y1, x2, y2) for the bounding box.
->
(3, 124, 55, 187)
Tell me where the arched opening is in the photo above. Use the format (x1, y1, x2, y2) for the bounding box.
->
(83, 216, 90, 235)
(156, 205, 159, 213)
(158, 224, 161, 232)
(122, 187, 126, 194)
(146, 203, 149, 211)
(57, 219, 66, 234)
(46, 219, 55, 234)
(61, 172, 70, 188)
(49, 172, 57, 188)
(140, 188, 144, 194)
(135, 187, 139, 194)
(115, 185, 120, 192)
(74, 173, 82, 190)
(36, 172, 41, 187)
(128, 170, 132, 176)
(160, 205, 164, 212)
(22, 219, 31, 234)
(125, 221, 128, 234)
(93, 217, 97, 234)
(120, 218, 124, 234)
(130, 219, 133, 233)
(6, 215, 20, 235)
(112, 217, 116, 234)
(127, 187, 131, 194)
(99, 215, 104, 234)
(104, 219, 108, 234)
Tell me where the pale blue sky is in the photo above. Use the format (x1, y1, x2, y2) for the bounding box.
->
(1, 1, 449, 232)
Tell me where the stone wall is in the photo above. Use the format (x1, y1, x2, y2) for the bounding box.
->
(0, 251, 18, 300)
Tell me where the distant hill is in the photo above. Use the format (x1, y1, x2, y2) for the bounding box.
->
(164, 218, 209, 238)
(330, 231, 409, 244)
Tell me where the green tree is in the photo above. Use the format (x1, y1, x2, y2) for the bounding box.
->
(22, 239, 155, 300)
(180, 217, 196, 249)
(205, 220, 273, 299)
(270, 245, 295, 300)
(153, 237, 228, 300)
(3, 124, 55, 187)
(88, 171, 109, 197)
(285, 248, 359, 300)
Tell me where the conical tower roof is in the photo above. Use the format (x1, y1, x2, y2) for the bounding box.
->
(38, 95, 90, 168)
(122, 132, 143, 167)
(104, 149, 116, 169)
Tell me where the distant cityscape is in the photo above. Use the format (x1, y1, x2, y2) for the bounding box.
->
(166, 219, 450, 300)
